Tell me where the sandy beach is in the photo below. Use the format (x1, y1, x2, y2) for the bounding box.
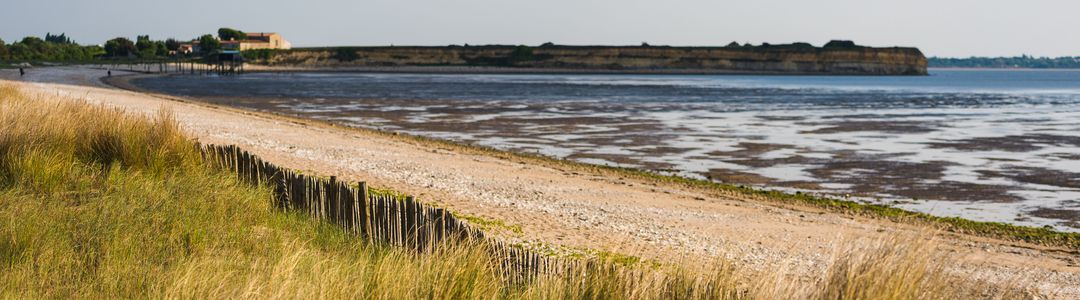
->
(3, 67, 1078, 296)
(125, 70, 1080, 231)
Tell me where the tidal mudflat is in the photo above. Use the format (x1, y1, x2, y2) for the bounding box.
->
(132, 70, 1080, 231)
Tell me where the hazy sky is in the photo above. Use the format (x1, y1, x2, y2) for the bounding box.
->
(1, 0, 1076, 57)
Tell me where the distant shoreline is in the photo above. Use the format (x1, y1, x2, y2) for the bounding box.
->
(238, 65, 1080, 76)
(929, 67, 1080, 71)
(244, 44, 928, 76)
(239, 64, 917, 76)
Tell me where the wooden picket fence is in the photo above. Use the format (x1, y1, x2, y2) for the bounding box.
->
(199, 144, 573, 282)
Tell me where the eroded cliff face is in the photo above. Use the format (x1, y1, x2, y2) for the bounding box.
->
(247, 45, 928, 75)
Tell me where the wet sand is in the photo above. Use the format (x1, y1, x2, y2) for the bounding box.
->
(125, 77, 1080, 231)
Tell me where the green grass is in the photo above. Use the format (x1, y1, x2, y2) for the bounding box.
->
(0, 83, 1029, 298)
(458, 214, 525, 236)
(0, 84, 501, 297)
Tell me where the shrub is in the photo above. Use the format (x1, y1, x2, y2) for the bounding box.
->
(824, 40, 860, 49)
(508, 45, 535, 63)
(333, 47, 360, 62)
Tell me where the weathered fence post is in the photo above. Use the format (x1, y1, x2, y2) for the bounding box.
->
(201, 143, 559, 280)
(358, 182, 369, 241)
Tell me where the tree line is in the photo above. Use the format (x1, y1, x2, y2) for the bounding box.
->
(0, 33, 103, 62)
(929, 55, 1080, 69)
(0, 28, 250, 62)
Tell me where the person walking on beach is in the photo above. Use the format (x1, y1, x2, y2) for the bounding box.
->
(108, 70, 112, 77)
(19, 68, 25, 77)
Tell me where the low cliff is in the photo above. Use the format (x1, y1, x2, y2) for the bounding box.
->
(243, 42, 928, 75)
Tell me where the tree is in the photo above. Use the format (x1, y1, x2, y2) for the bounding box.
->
(84, 45, 105, 58)
(45, 32, 73, 44)
(7, 43, 31, 60)
(136, 35, 156, 57)
(164, 38, 181, 51)
(19, 37, 47, 50)
(198, 34, 220, 53)
(0, 38, 8, 60)
(790, 42, 814, 49)
(154, 41, 168, 57)
(217, 28, 246, 41)
(104, 37, 137, 57)
(824, 40, 859, 49)
(12, 37, 51, 60)
(0, 34, 98, 61)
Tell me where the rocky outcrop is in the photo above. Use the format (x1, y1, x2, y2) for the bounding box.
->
(244, 42, 928, 75)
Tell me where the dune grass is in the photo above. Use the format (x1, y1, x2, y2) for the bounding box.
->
(0, 83, 1019, 298)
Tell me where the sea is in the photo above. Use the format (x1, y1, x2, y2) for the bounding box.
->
(131, 69, 1080, 231)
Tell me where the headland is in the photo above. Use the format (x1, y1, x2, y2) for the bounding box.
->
(242, 41, 928, 75)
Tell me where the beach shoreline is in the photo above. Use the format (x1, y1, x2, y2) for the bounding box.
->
(123, 70, 1080, 232)
(6, 66, 1079, 295)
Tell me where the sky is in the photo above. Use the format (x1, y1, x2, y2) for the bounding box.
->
(1, 0, 1077, 58)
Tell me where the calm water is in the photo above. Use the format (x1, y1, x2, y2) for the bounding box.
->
(133, 69, 1080, 231)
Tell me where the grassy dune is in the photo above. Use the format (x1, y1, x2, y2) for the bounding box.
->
(0, 84, 1018, 298)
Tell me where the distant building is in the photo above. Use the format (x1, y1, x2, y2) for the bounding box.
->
(173, 31, 290, 56)
(238, 32, 291, 50)
(178, 44, 196, 55)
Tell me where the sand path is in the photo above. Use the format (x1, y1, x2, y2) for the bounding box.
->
(3, 66, 1077, 296)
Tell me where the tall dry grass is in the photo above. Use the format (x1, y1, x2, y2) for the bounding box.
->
(0, 83, 1001, 299)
